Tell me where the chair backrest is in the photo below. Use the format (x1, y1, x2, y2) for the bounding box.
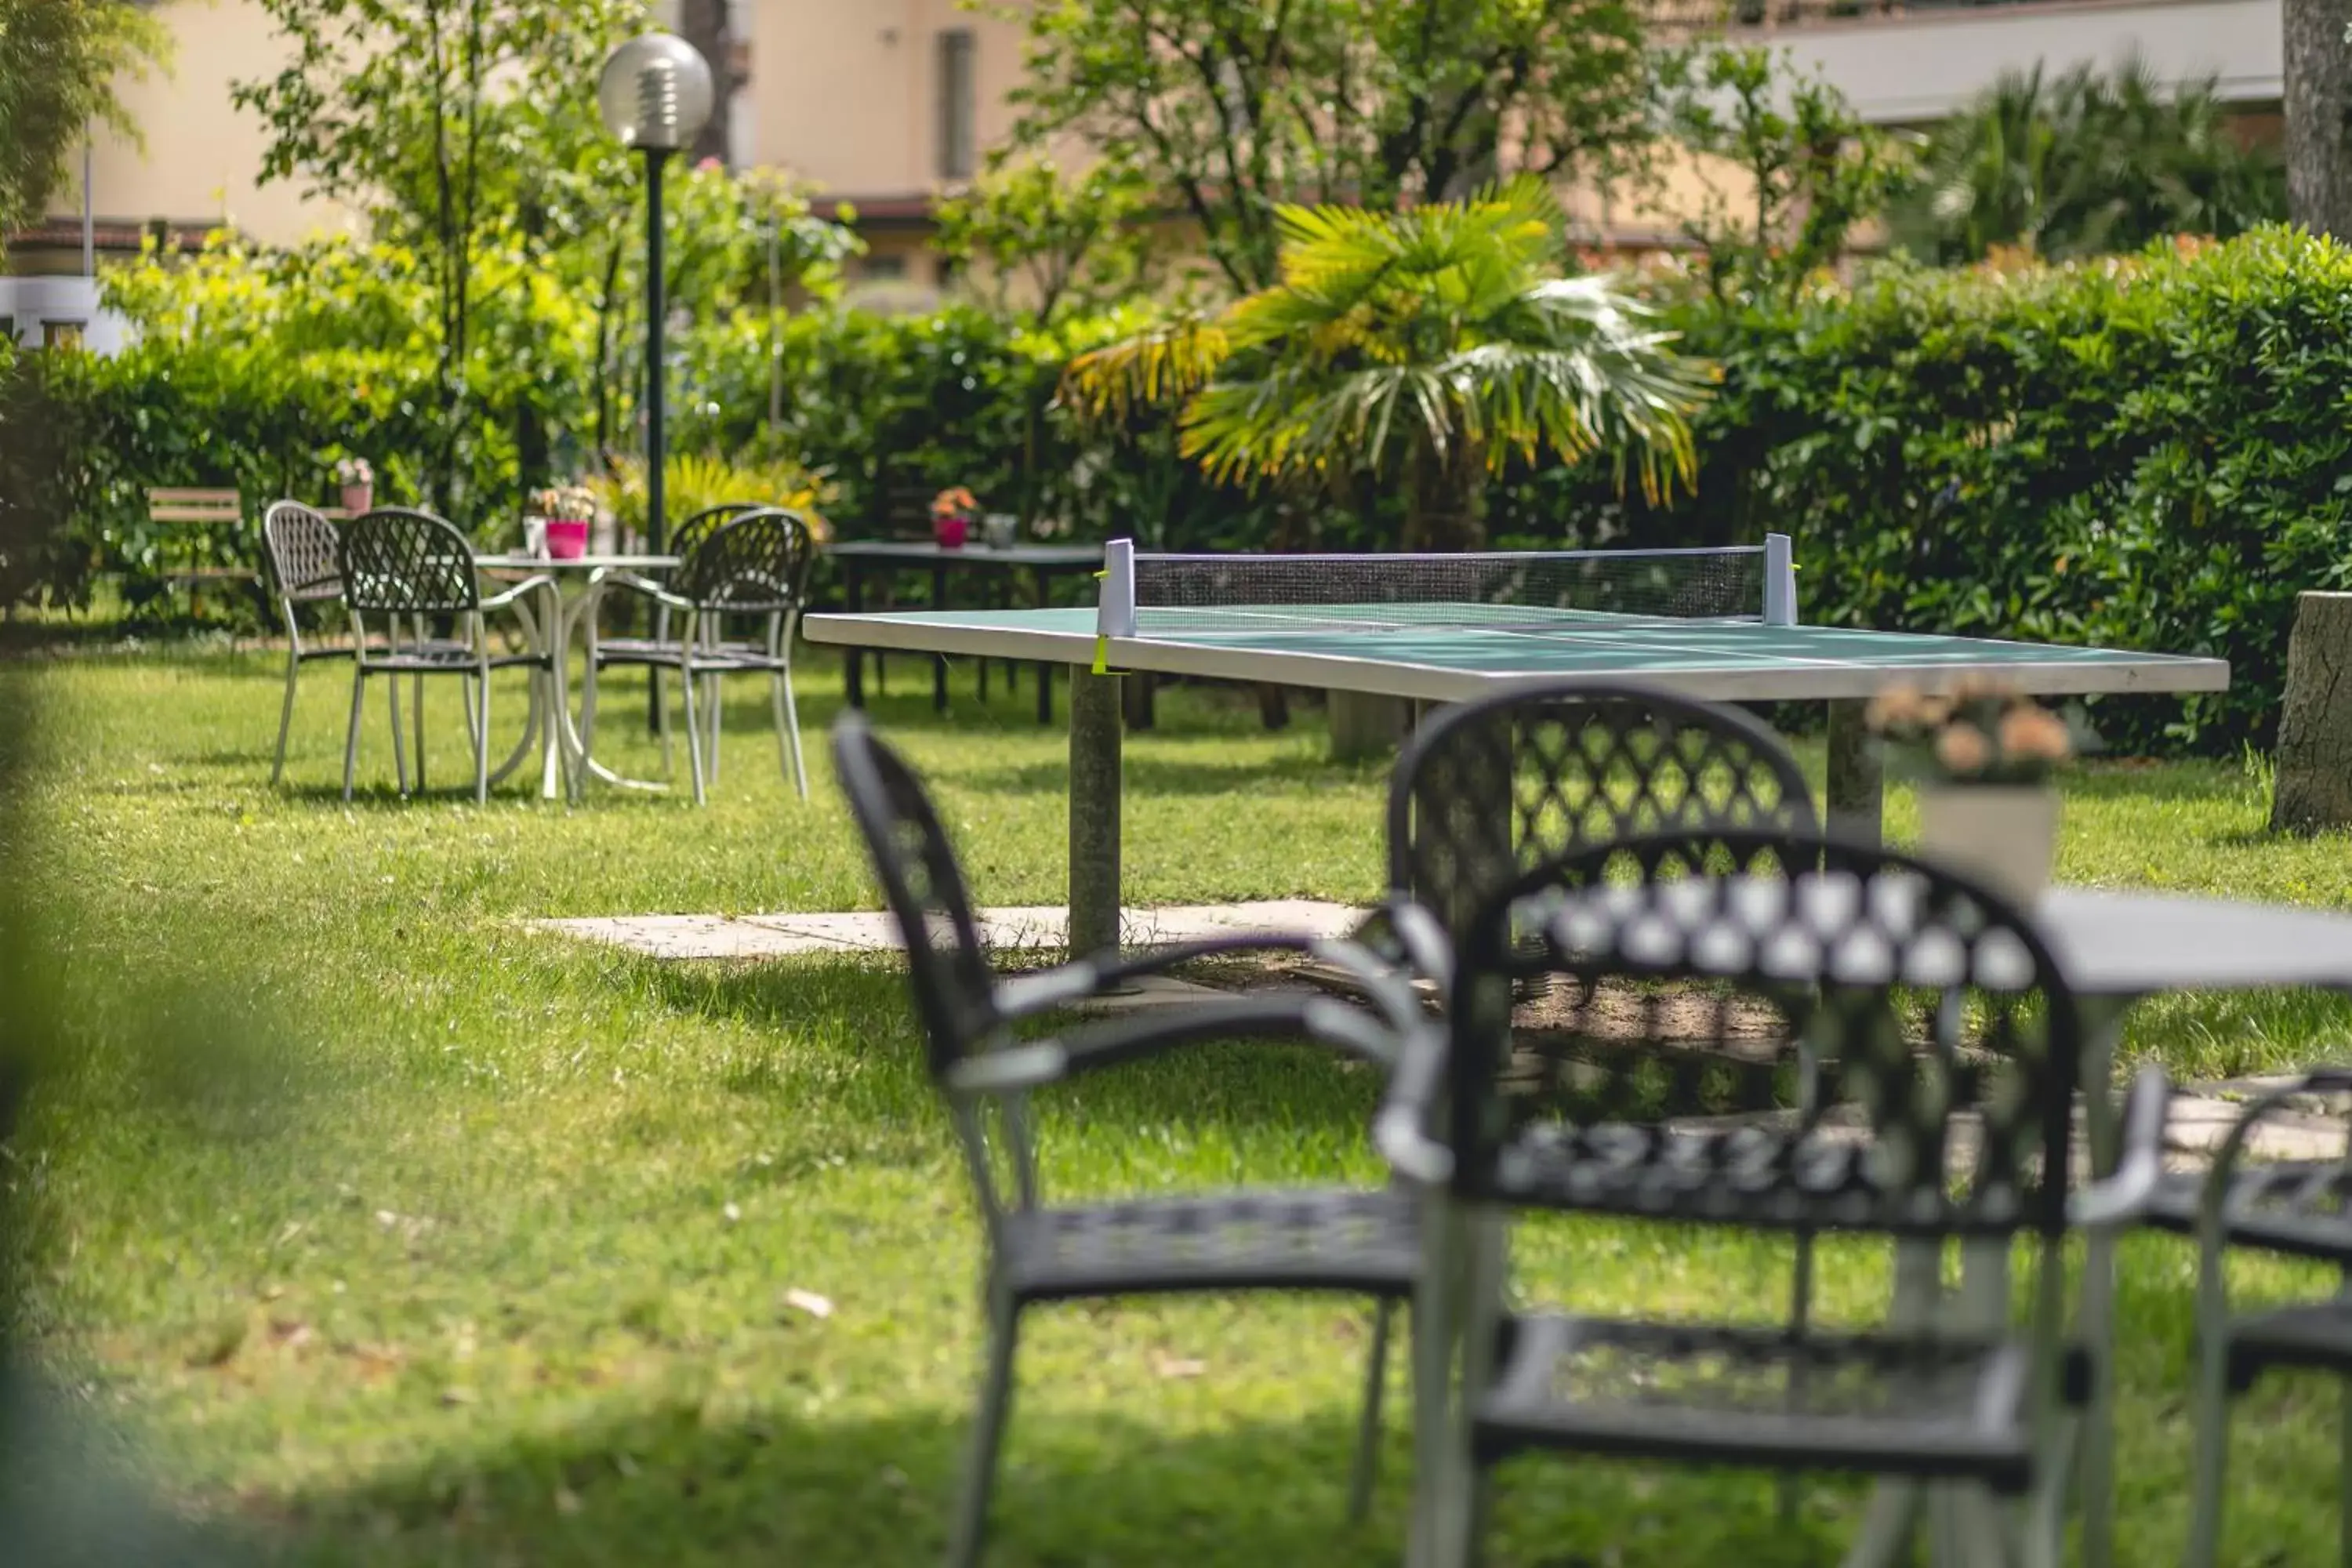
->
(1388, 681, 1818, 934)
(829, 713, 1002, 1074)
(669, 502, 761, 561)
(673, 507, 818, 615)
(147, 488, 241, 524)
(1445, 827, 2082, 1243)
(337, 508, 481, 615)
(262, 501, 341, 603)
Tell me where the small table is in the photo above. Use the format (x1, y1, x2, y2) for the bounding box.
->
(477, 551, 679, 795)
(826, 541, 1105, 722)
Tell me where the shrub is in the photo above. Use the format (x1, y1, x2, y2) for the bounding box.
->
(1637, 230, 2352, 753)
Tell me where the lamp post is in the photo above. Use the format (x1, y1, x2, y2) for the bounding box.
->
(597, 32, 714, 559)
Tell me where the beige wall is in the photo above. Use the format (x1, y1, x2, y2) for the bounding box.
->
(743, 0, 1033, 197)
(82, 0, 355, 245)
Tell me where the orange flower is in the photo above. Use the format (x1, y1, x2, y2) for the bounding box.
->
(1935, 724, 1992, 778)
(1865, 684, 1928, 735)
(1997, 705, 2072, 764)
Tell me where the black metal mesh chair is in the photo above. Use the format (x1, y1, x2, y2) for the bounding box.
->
(263, 501, 466, 789)
(1378, 681, 1818, 985)
(262, 501, 353, 788)
(1375, 829, 2168, 1568)
(336, 508, 560, 804)
(2137, 1070, 2352, 1566)
(831, 713, 1434, 1568)
(583, 509, 818, 804)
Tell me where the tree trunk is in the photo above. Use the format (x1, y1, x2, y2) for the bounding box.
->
(2270, 591, 2352, 833)
(2285, 0, 2352, 236)
(678, 0, 734, 167)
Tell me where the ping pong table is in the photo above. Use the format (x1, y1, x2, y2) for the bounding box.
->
(801, 535, 2230, 956)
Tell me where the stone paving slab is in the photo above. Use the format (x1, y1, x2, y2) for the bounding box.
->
(534, 899, 1363, 962)
(530, 905, 2352, 1167)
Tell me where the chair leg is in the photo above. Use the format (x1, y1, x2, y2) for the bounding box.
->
(948, 1308, 1021, 1568)
(412, 670, 426, 793)
(2184, 1293, 2235, 1566)
(704, 670, 723, 788)
(473, 664, 491, 806)
(342, 666, 366, 803)
(271, 643, 302, 786)
(678, 664, 708, 807)
(387, 659, 408, 796)
(1347, 1298, 1396, 1523)
(775, 668, 808, 800)
(2339, 1374, 2350, 1568)
(1780, 1229, 1817, 1523)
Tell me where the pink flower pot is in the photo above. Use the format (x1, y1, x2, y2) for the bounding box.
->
(339, 483, 373, 515)
(933, 515, 970, 549)
(546, 519, 591, 561)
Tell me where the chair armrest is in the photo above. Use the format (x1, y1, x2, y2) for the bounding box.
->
(587, 569, 695, 612)
(2071, 1064, 2171, 1229)
(943, 993, 1408, 1099)
(993, 933, 1425, 1057)
(480, 574, 557, 611)
(1385, 898, 1455, 993)
(2192, 1065, 2352, 1229)
(1374, 1025, 1454, 1187)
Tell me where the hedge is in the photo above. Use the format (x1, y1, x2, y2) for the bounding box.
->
(1645, 230, 2352, 754)
(7, 227, 2351, 754)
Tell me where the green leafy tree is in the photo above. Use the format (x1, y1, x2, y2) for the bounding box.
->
(233, 0, 648, 506)
(1061, 177, 1714, 550)
(0, 0, 168, 247)
(990, 0, 1656, 294)
(1655, 45, 1917, 307)
(934, 156, 1160, 325)
(1893, 60, 2284, 263)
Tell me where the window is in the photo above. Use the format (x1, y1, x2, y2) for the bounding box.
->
(860, 253, 909, 281)
(936, 28, 975, 180)
(42, 321, 85, 351)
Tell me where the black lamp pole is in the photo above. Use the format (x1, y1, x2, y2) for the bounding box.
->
(641, 147, 673, 736)
(643, 145, 670, 557)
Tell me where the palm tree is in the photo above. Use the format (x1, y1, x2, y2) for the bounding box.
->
(1060, 178, 1715, 551)
(1896, 60, 2284, 263)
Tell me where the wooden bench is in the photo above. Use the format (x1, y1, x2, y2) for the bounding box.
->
(147, 488, 263, 612)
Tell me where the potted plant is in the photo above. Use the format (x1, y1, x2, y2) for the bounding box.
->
(931, 486, 979, 549)
(532, 485, 598, 561)
(336, 456, 374, 516)
(1867, 678, 2077, 905)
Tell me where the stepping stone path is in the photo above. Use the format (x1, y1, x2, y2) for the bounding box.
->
(535, 898, 1363, 961)
(536, 901, 2352, 1171)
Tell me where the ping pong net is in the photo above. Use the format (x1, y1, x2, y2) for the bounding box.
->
(1094, 535, 1797, 643)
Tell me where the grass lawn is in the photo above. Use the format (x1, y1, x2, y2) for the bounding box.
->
(3, 644, 2350, 1566)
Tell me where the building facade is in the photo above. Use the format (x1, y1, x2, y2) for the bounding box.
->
(2, 0, 2294, 302)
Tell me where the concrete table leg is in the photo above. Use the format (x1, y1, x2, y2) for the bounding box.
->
(1826, 699, 1885, 844)
(1067, 666, 1123, 959)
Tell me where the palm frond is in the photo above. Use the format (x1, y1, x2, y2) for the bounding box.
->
(1058, 313, 1231, 426)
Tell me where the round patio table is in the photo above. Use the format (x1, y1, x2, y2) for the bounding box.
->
(477, 551, 679, 797)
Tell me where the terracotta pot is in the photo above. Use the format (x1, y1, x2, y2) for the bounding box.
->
(1916, 783, 2058, 908)
(339, 482, 373, 515)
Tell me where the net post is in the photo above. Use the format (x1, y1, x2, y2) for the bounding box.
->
(1762, 533, 1798, 626)
(1098, 538, 1138, 638)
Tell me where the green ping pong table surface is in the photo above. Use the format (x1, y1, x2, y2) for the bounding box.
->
(798, 601, 2230, 706)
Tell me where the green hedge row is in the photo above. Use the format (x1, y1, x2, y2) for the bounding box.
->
(1657, 230, 2352, 754)
(8, 227, 2350, 754)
